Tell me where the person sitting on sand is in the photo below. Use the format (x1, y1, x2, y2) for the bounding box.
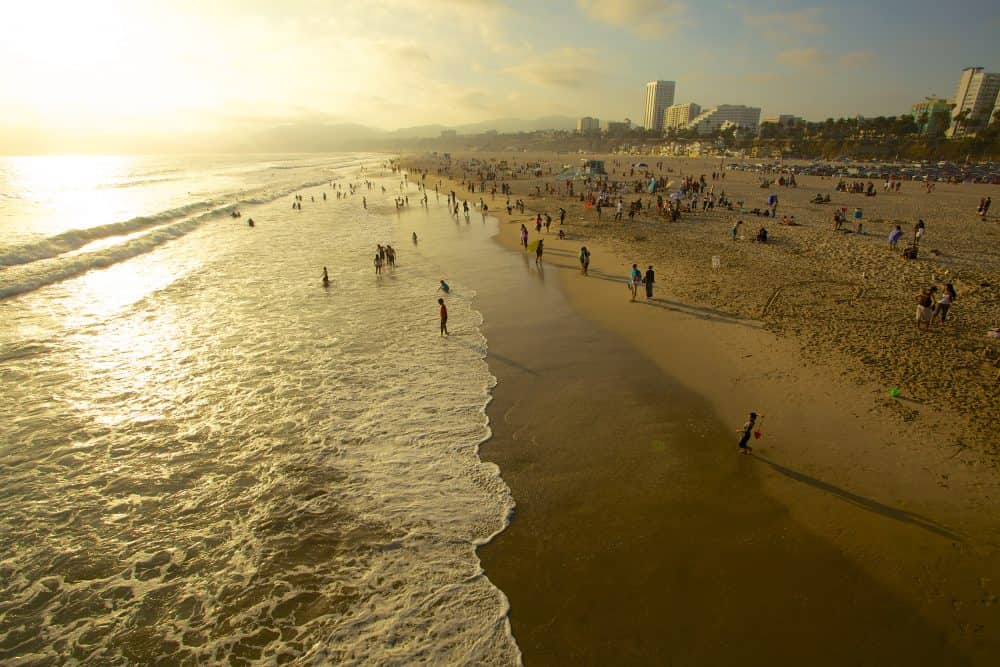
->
(248, 218, 255, 227)
(757, 227, 768, 243)
(558, 229, 566, 240)
(439, 280, 450, 294)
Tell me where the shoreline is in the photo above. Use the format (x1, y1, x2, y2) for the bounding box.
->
(400, 156, 1000, 663)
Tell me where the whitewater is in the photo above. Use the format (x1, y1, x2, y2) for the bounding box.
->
(0, 154, 519, 664)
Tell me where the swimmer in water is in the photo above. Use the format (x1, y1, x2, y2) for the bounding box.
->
(439, 280, 450, 294)
(322, 266, 330, 287)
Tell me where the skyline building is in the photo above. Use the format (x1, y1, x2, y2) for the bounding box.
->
(686, 105, 761, 136)
(576, 116, 600, 133)
(664, 103, 702, 131)
(948, 67, 1000, 136)
(643, 80, 676, 132)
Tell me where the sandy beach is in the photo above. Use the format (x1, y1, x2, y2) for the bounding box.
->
(402, 152, 1000, 664)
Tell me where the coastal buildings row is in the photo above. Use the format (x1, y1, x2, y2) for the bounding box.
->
(646, 81, 761, 135)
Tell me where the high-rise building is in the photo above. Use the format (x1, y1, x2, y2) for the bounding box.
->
(910, 97, 951, 134)
(663, 103, 701, 131)
(643, 80, 676, 132)
(948, 67, 1000, 137)
(685, 105, 761, 135)
(576, 117, 600, 133)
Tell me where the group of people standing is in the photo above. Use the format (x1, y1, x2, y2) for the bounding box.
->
(915, 283, 957, 330)
(373, 244, 397, 274)
(628, 264, 655, 302)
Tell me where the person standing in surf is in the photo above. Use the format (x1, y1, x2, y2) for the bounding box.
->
(438, 298, 449, 336)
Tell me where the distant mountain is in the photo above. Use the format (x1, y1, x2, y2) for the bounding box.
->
(391, 116, 577, 137)
(241, 116, 579, 151)
(243, 122, 386, 152)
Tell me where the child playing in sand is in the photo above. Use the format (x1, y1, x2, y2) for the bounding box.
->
(737, 412, 760, 454)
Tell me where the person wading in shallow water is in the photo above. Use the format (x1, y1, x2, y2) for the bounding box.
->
(438, 298, 449, 336)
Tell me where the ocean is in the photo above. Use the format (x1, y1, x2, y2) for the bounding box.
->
(0, 154, 519, 664)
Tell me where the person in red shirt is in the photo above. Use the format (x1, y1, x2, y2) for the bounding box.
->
(438, 298, 449, 336)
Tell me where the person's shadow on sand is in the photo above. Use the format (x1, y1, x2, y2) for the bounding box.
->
(754, 456, 962, 542)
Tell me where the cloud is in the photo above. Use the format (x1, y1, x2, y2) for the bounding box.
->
(576, 0, 687, 38)
(777, 48, 825, 66)
(745, 7, 826, 39)
(505, 48, 599, 88)
(394, 45, 431, 62)
(747, 72, 780, 84)
(839, 50, 875, 67)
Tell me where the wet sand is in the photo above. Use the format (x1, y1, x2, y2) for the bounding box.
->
(469, 223, 989, 665)
(473, 261, 966, 665)
(396, 163, 1000, 664)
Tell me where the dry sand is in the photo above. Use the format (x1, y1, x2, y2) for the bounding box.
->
(401, 153, 1000, 664)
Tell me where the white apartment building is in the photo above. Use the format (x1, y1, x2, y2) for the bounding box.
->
(663, 103, 701, 131)
(686, 105, 761, 135)
(643, 80, 676, 132)
(577, 117, 600, 133)
(949, 67, 1000, 136)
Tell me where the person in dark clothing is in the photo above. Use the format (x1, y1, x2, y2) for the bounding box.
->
(737, 412, 760, 454)
(644, 266, 655, 299)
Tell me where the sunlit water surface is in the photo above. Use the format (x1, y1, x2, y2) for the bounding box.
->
(0, 155, 517, 664)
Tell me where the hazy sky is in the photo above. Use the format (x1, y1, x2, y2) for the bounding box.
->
(1, 0, 998, 150)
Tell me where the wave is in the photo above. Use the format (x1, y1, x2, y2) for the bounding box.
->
(0, 178, 329, 300)
(0, 200, 223, 267)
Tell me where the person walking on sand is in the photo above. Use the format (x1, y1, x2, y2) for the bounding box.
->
(737, 412, 760, 454)
(374, 253, 383, 275)
(520, 224, 529, 250)
(915, 287, 934, 331)
(732, 220, 743, 242)
(629, 264, 642, 301)
(535, 238, 544, 265)
(644, 265, 655, 300)
(933, 283, 956, 324)
(438, 298, 449, 336)
(535, 214, 542, 233)
(888, 224, 904, 249)
(579, 246, 590, 275)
